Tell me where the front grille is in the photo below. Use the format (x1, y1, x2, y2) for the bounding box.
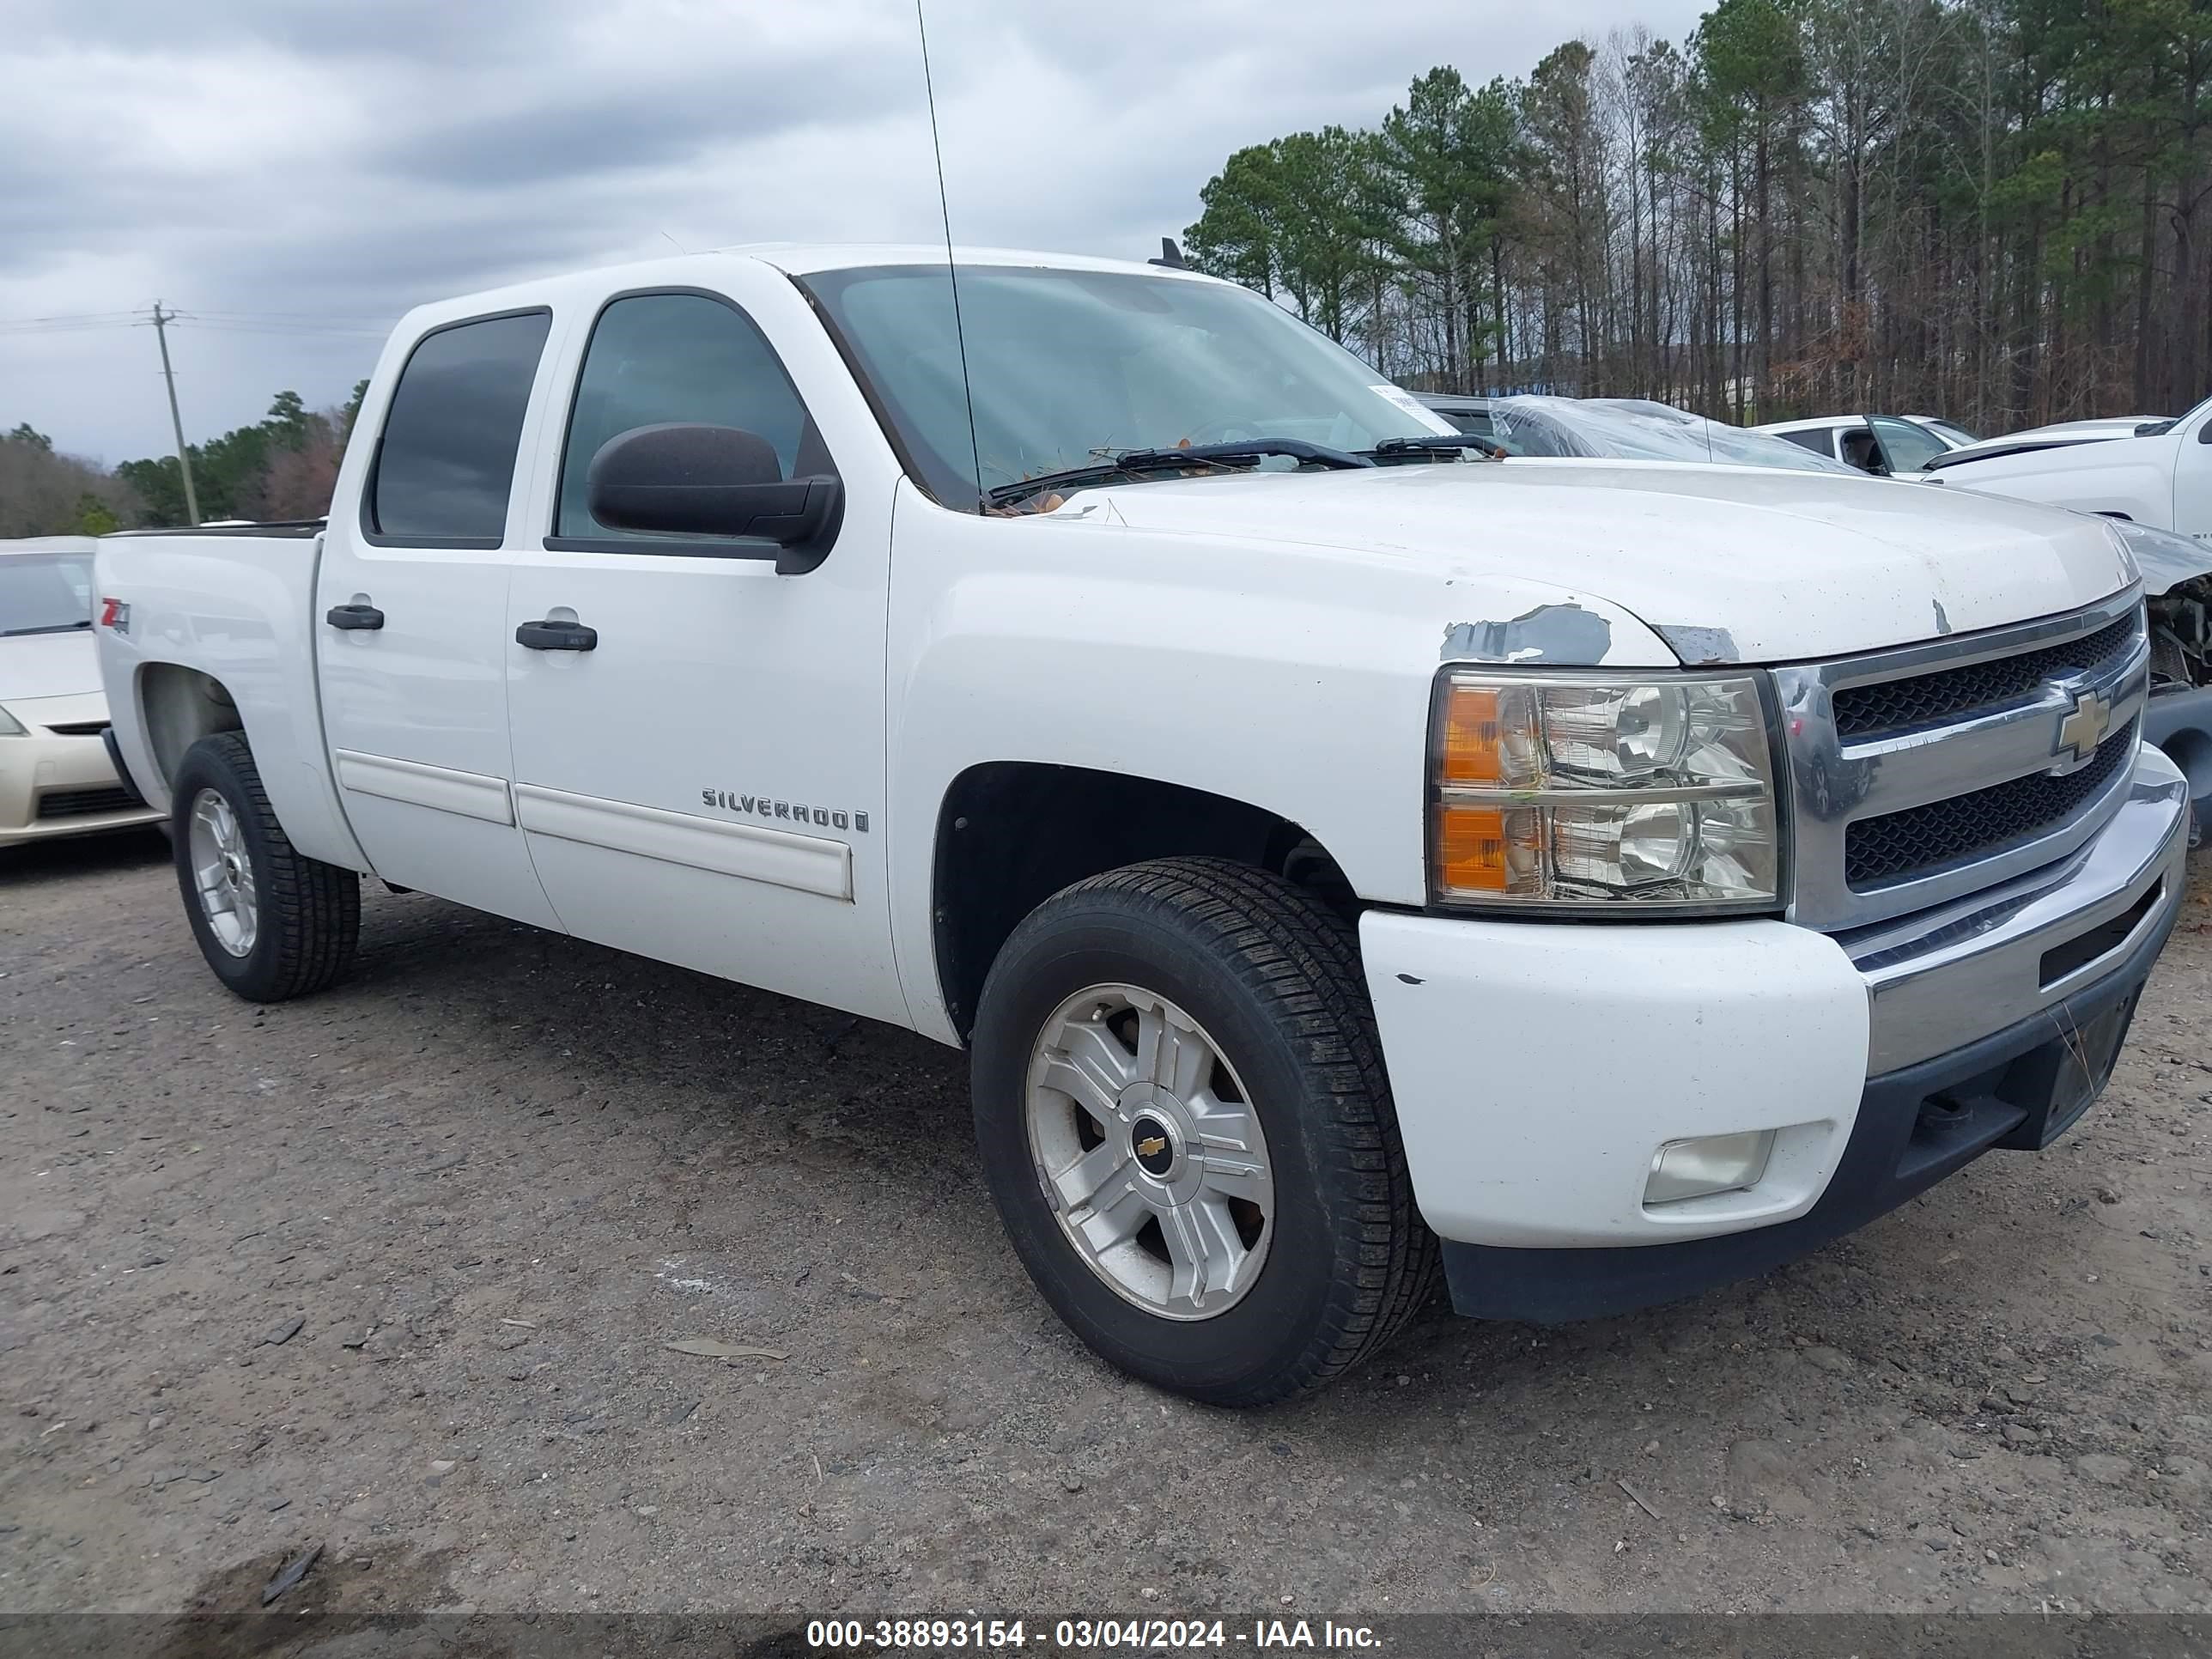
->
(1845, 720, 2137, 888)
(37, 786, 140, 820)
(1833, 613, 2137, 739)
(42, 720, 110, 737)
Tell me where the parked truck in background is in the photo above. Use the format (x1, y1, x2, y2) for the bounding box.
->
(1921, 395, 2212, 542)
(1921, 402, 2212, 821)
(94, 247, 2191, 1403)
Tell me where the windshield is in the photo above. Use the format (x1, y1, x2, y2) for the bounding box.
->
(0, 554, 94, 636)
(1486, 397, 1860, 473)
(799, 264, 1446, 508)
(1920, 418, 1978, 447)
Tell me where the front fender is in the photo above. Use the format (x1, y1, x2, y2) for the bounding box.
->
(1937, 442, 2175, 528)
(879, 481, 1675, 1039)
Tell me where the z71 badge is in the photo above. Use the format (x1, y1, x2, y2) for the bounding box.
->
(702, 789, 869, 833)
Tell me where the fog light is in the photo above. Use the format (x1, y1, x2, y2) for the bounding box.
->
(1645, 1130, 1775, 1206)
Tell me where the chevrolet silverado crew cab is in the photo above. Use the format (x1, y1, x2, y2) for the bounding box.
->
(95, 247, 2191, 1405)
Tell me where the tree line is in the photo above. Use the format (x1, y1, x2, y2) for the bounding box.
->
(1182, 0, 2212, 430)
(0, 382, 364, 538)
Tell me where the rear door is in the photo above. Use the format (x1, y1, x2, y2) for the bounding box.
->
(314, 308, 563, 927)
(501, 274, 903, 1023)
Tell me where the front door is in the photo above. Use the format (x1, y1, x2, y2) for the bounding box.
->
(2174, 403, 2212, 546)
(314, 308, 563, 928)
(501, 277, 902, 1023)
(1867, 415, 1949, 477)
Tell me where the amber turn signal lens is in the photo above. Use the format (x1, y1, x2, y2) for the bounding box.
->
(1434, 803, 1510, 892)
(1439, 684, 1504, 784)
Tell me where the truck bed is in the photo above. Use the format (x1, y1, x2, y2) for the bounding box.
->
(93, 526, 368, 872)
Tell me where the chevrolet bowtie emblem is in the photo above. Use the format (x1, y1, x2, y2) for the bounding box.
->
(1135, 1135, 1168, 1158)
(2054, 686, 2113, 768)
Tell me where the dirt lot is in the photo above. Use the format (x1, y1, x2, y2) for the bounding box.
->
(5, 830, 2212, 1628)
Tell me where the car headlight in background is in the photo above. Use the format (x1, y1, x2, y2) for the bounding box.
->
(0, 704, 24, 736)
(1430, 670, 1782, 910)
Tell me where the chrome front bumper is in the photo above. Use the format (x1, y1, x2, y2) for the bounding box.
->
(1844, 740, 2191, 1073)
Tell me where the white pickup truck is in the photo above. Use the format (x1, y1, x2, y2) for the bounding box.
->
(1922, 397, 2212, 543)
(1919, 404, 2212, 816)
(95, 246, 2191, 1404)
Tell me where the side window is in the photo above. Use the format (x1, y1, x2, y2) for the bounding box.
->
(1775, 429, 1831, 457)
(368, 311, 551, 544)
(555, 292, 832, 543)
(1838, 427, 1881, 471)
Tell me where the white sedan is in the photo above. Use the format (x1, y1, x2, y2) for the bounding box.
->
(1752, 413, 1972, 475)
(0, 537, 166, 849)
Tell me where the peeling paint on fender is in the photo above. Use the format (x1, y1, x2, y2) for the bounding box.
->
(1650, 623, 1740, 665)
(1441, 604, 1613, 665)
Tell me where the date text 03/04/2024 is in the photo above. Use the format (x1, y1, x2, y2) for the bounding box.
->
(803, 1618, 1382, 1650)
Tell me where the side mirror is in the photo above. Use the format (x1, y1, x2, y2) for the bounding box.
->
(586, 422, 841, 574)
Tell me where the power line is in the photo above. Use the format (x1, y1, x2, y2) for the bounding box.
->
(0, 310, 142, 329)
(0, 317, 144, 335)
(0, 307, 395, 337)
(187, 308, 395, 325)
(176, 320, 391, 338)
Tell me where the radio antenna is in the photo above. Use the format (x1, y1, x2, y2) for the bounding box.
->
(915, 0, 986, 513)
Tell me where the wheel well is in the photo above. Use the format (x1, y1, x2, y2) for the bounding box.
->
(2156, 724, 2212, 805)
(137, 664, 241, 800)
(930, 762, 1353, 1040)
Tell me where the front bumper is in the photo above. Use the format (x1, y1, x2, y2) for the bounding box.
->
(0, 715, 165, 849)
(1362, 741, 2190, 1322)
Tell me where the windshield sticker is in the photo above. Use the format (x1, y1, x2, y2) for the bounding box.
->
(1370, 385, 1459, 435)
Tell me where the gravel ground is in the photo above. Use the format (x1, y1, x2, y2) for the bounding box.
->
(5, 829, 2212, 1627)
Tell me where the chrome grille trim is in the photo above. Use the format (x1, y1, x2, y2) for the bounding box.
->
(1775, 586, 2148, 933)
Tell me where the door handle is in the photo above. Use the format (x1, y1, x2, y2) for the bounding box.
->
(325, 602, 385, 631)
(515, 617, 598, 652)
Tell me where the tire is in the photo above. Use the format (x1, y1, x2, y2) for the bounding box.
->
(171, 732, 360, 1001)
(970, 856, 1437, 1406)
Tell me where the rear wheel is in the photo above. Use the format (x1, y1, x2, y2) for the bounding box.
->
(971, 857, 1436, 1406)
(171, 732, 360, 1001)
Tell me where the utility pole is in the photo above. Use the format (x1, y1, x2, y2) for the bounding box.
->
(149, 301, 201, 526)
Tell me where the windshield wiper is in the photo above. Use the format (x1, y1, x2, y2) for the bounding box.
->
(1369, 434, 1508, 461)
(987, 438, 1373, 508)
(1116, 438, 1374, 471)
(1, 621, 93, 636)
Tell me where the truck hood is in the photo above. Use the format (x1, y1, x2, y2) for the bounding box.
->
(1067, 460, 2135, 664)
(0, 629, 100, 702)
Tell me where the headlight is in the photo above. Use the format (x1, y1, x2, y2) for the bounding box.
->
(0, 704, 24, 736)
(1430, 670, 1783, 910)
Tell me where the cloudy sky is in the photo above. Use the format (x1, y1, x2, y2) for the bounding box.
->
(2, 0, 1708, 466)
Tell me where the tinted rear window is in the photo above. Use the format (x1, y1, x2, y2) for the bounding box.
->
(370, 311, 551, 544)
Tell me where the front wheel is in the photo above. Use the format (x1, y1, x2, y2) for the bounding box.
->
(171, 732, 360, 1001)
(970, 858, 1435, 1406)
